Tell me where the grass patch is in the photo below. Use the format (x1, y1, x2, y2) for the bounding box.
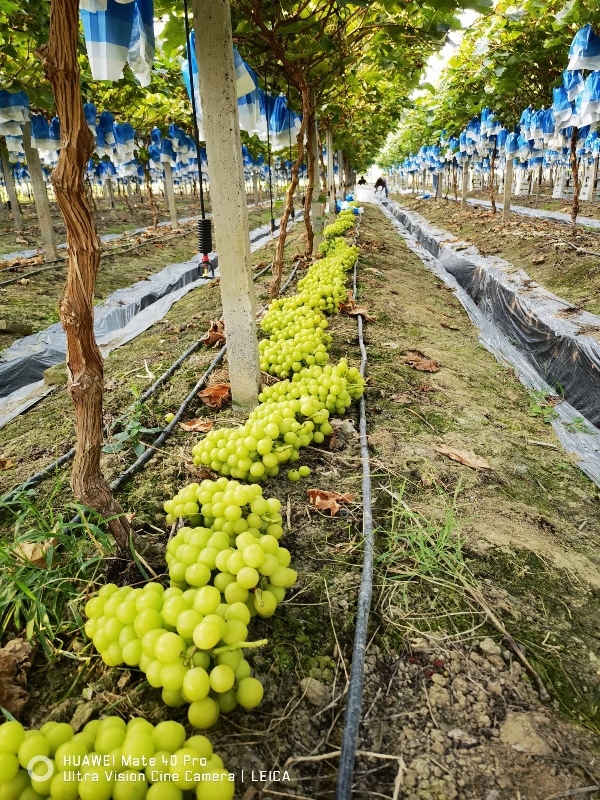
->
(0, 485, 113, 655)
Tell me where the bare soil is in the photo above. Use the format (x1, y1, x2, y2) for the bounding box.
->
(3, 204, 600, 799)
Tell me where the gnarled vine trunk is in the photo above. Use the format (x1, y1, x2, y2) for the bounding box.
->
(570, 126, 580, 235)
(270, 86, 309, 299)
(40, 0, 130, 553)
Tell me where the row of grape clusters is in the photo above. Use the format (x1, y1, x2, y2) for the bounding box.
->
(0, 210, 363, 800)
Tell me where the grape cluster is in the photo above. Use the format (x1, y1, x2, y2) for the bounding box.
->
(164, 480, 296, 598)
(258, 238, 359, 375)
(0, 717, 234, 800)
(322, 210, 357, 240)
(190, 360, 364, 482)
(84, 580, 266, 730)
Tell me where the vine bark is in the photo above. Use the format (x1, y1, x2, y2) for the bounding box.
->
(40, 0, 131, 553)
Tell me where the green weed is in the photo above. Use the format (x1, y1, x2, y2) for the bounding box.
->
(0, 484, 113, 655)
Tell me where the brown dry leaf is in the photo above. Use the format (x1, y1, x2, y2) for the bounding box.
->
(433, 444, 493, 471)
(440, 322, 460, 331)
(14, 537, 59, 568)
(198, 383, 231, 409)
(0, 639, 33, 718)
(401, 350, 440, 373)
(390, 393, 413, 404)
(201, 319, 226, 347)
(253, 261, 267, 270)
(348, 306, 377, 322)
(186, 462, 218, 480)
(208, 277, 220, 287)
(532, 256, 545, 265)
(18, 278, 30, 285)
(178, 419, 213, 433)
(339, 289, 356, 313)
(0, 457, 15, 471)
(307, 488, 354, 516)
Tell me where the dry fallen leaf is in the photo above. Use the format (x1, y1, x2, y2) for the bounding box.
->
(14, 537, 59, 568)
(433, 444, 493, 471)
(339, 290, 376, 321)
(198, 383, 231, 409)
(0, 639, 33, 718)
(532, 256, 545, 265)
(186, 462, 218, 480)
(440, 322, 460, 331)
(390, 393, 413, 404)
(307, 488, 354, 516)
(401, 350, 440, 373)
(200, 319, 226, 347)
(178, 419, 213, 433)
(348, 306, 377, 322)
(339, 289, 356, 313)
(0, 457, 15, 471)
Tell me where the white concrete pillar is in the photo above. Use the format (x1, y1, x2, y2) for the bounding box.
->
(252, 171, 259, 207)
(591, 156, 599, 205)
(21, 122, 58, 260)
(503, 157, 514, 223)
(191, 0, 261, 410)
(461, 163, 468, 209)
(308, 108, 323, 249)
(163, 161, 179, 229)
(1, 143, 22, 230)
(326, 129, 335, 220)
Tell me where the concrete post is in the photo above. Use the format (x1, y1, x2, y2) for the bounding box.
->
(435, 172, 442, 199)
(326, 129, 335, 220)
(21, 122, 58, 260)
(126, 177, 133, 202)
(591, 156, 599, 205)
(461, 162, 468, 209)
(1, 144, 22, 230)
(191, 0, 261, 410)
(252, 171, 259, 207)
(503, 158, 514, 223)
(163, 161, 179, 229)
(308, 105, 323, 249)
(337, 150, 344, 198)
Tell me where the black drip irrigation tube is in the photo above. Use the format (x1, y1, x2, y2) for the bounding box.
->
(336, 220, 375, 800)
(3, 258, 295, 503)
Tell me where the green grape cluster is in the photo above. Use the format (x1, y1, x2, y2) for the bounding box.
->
(190, 360, 364, 482)
(0, 716, 234, 800)
(322, 211, 357, 239)
(164, 480, 296, 596)
(84, 581, 266, 730)
(258, 238, 358, 376)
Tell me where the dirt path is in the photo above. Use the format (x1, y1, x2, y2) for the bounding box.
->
(4, 204, 600, 799)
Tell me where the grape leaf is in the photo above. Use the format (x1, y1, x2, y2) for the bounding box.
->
(197, 384, 231, 409)
(307, 489, 354, 516)
(433, 445, 493, 471)
(401, 350, 440, 372)
(178, 419, 213, 432)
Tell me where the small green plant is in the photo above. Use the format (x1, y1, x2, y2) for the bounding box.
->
(103, 384, 161, 458)
(0, 484, 113, 654)
(564, 416, 593, 434)
(528, 390, 559, 423)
